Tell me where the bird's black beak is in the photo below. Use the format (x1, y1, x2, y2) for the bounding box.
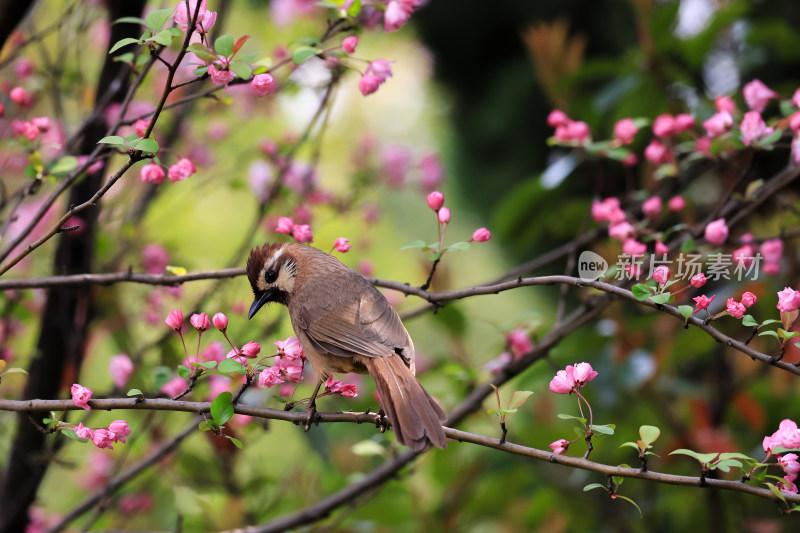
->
(248, 289, 273, 320)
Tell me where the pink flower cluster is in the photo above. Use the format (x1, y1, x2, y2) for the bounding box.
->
(140, 158, 196, 184)
(426, 191, 491, 243)
(359, 59, 393, 96)
(71, 383, 93, 410)
(777, 287, 800, 313)
(258, 336, 306, 387)
(725, 291, 756, 320)
(547, 110, 590, 145)
(173, 0, 217, 33)
(384, 0, 420, 32)
(763, 419, 800, 494)
(109, 354, 134, 388)
(11, 116, 51, 142)
(693, 294, 715, 314)
(227, 340, 261, 365)
(74, 420, 131, 450)
(275, 216, 314, 243)
(324, 375, 358, 397)
(548, 362, 598, 394)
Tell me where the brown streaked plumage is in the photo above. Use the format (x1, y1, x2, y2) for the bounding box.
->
(247, 242, 447, 451)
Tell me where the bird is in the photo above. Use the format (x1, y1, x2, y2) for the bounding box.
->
(246, 242, 447, 452)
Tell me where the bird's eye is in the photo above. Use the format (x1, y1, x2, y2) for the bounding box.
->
(265, 269, 278, 284)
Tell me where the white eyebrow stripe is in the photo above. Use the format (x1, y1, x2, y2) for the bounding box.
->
(267, 246, 284, 267)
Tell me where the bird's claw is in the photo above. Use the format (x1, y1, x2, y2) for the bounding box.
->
(375, 407, 388, 433)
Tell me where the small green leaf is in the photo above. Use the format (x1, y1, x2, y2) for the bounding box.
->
(639, 425, 660, 446)
(61, 429, 86, 442)
(631, 284, 652, 301)
(114, 52, 135, 64)
(713, 459, 742, 472)
(177, 365, 191, 378)
(741, 314, 758, 327)
(109, 38, 140, 54)
(758, 330, 780, 339)
(648, 293, 672, 305)
(352, 439, 385, 456)
(429, 250, 444, 262)
(136, 138, 159, 155)
(669, 449, 719, 465)
(145, 8, 174, 32)
(615, 495, 643, 517)
(486, 408, 499, 416)
(347, 0, 362, 16)
(591, 424, 615, 436)
(127, 388, 143, 396)
(1, 367, 27, 375)
(98, 135, 125, 146)
(718, 452, 753, 461)
(778, 328, 800, 339)
(765, 482, 788, 504)
(41, 418, 52, 425)
(400, 240, 427, 250)
(215, 34, 235, 57)
(192, 361, 218, 370)
(446, 241, 471, 252)
(760, 319, 781, 326)
(558, 413, 587, 423)
(218, 358, 246, 374)
(678, 305, 694, 321)
(227, 436, 243, 449)
(620, 442, 640, 450)
(198, 420, 210, 431)
(210, 391, 234, 426)
(508, 390, 534, 410)
(291, 46, 322, 64)
(681, 236, 695, 253)
(583, 483, 605, 491)
(229, 61, 252, 80)
(499, 408, 517, 416)
(151, 29, 173, 47)
(114, 16, 147, 26)
(187, 42, 218, 62)
(193, 66, 209, 76)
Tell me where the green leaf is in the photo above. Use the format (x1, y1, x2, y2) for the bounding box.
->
(145, 8, 174, 32)
(429, 250, 444, 262)
(678, 305, 694, 321)
(61, 429, 86, 442)
(136, 138, 159, 155)
(765, 482, 788, 504)
(400, 240, 428, 250)
(109, 37, 140, 54)
(227, 436, 243, 449)
(631, 284, 652, 301)
(198, 420, 210, 431)
(352, 439, 385, 456)
(615, 495, 643, 517)
(446, 241, 471, 252)
(346, 0, 362, 16)
(98, 136, 125, 146)
(758, 330, 780, 339)
(591, 424, 615, 436)
(583, 483, 606, 491)
(127, 388, 143, 396)
(218, 358, 246, 374)
(760, 319, 781, 326)
(215, 34, 235, 57)
(712, 459, 742, 472)
(193, 66, 209, 76)
(778, 328, 800, 339)
(718, 452, 754, 461)
(499, 408, 517, 416)
(648, 293, 673, 305)
(210, 391, 234, 425)
(669, 449, 719, 465)
(113, 52, 135, 64)
(639, 425, 660, 446)
(620, 442, 640, 450)
(229, 61, 252, 80)
(741, 314, 758, 327)
(151, 29, 173, 47)
(192, 361, 218, 370)
(177, 365, 191, 378)
(486, 408, 499, 416)
(1, 367, 27, 375)
(168, 27, 183, 37)
(508, 390, 534, 410)
(291, 45, 322, 64)
(558, 413, 587, 423)
(187, 42, 218, 62)
(681, 236, 695, 253)
(114, 16, 147, 26)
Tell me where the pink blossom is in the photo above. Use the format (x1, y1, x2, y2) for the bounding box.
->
(760, 239, 783, 264)
(14, 58, 34, 78)
(0, 102, 3, 117)
(226, 349, 247, 365)
(164, 309, 183, 331)
(696, 136, 712, 157)
(251, 73, 276, 97)
(381, 145, 410, 187)
(794, 88, 800, 108)
(764, 262, 781, 276)
(622, 238, 646, 257)
(741, 232, 754, 243)
(71, 383, 93, 410)
(547, 109, 569, 127)
(190, 312, 210, 331)
(426, 191, 444, 211)
(549, 368, 575, 394)
(655, 241, 669, 256)
(142, 243, 169, 274)
(202, 341, 226, 362)
(471, 228, 491, 242)
(613, 118, 638, 144)
(550, 439, 569, 455)
(674, 113, 695, 132)
(777, 288, 800, 313)
(212, 312, 228, 331)
(342, 36, 358, 54)
(740, 111, 774, 146)
(726, 298, 746, 319)
(642, 196, 662, 219)
(668, 195, 686, 211)
(359, 74, 382, 96)
(572, 362, 598, 385)
(258, 366, 284, 388)
(732, 244, 755, 268)
(108, 420, 131, 443)
(780, 453, 800, 481)
(653, 265, 670, 286)
(591, 197, 622, 223)
(109, 354, 134, 388)
(134, 119, 149, 137)
(621, 152, 638, 167)
(74, 423, 94, 440)
(91, 429, 116, 449)
(793, 135, 800, 165)
(292, 224, 313, 243)
(608, 221, 635, 241)
(167, 158, 196, 182)
(790, 112, 800, 133)
(384, 0, 417, 32)
(773, 419, 800, 449)
(31, 117, 50, 132)
(10, 86, 31, 107)
(275, 336, 304, 359)
(764, 434, 782, 453)
(652, 114, 676, 137)
(368, 59, 393, 81)
(704, 218, 728, 246)
(173, 0, 217, 33)
(703, 111, 733, 138)
(438, 207, 451, 225)
(691, 273, 707, 288)
(275, 216, 294, 234)
(208, 63, 234, 86)
(333, 237, 351, 253)
(140, 163, 165, 184)
(419, 152, 444, 190)
(161, 377, 188, 397)
(325, 375, 342, 393)
(644, 140, 669, 164)
(741, 292, 757, 308)
(564, 121, 590, 143)
(21, 121, 39, 141)
(743, 79, 777, 113)
(241, 341, 261, 358)
(340, 383, 358, 397)
(507, 328, 532, 358)
(693, 294, 716, 313)
(777, 477, 798, 494)
(282, 363, 304, 383)
(714, 95, 737, 114)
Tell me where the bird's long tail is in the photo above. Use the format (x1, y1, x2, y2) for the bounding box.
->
(365, 355, 447, 452)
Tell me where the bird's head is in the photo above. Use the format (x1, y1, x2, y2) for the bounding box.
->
(246, 242, 299, 318)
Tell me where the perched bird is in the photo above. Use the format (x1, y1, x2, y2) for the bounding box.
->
(247, 242, 447, 452)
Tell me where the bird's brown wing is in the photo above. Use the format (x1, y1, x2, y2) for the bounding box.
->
(293, 286, 414, 363)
